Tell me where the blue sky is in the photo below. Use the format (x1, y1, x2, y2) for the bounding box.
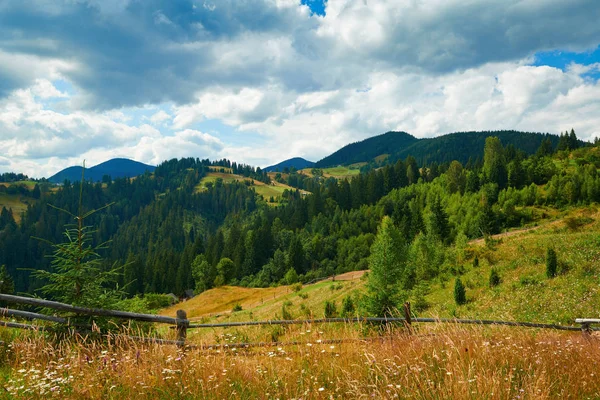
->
(0, 0, 599, 178)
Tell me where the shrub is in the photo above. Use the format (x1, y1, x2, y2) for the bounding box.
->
(520, 275, 541, 286)
(281, 304, 293, 320)
(284, 268, 299, 285)
(299, 304, 312, 318)
(232, 303, 242, 312)
(454, 278, 466, 305)
(411, 283, 430, 312)
(324, 300, 338, 318)
(291, 282, 302, 292)
(546, 247, 557, 278)
(298, 292, 308, 299)
(489, 268, 501, 287)
(341, 296, 356, 317)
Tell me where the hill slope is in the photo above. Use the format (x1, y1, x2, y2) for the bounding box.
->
(48, 158, 156, 183)
(316, 130, 561, 167)
(264, 157, 315, 172)
(315, 131, 418, 167)
(159, 206, 600, 328)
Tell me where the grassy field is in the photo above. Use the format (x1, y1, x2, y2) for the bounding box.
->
(1, 324, 598, 399)
(0, 193, 32, 223)
(194, 172, 244, 193)
(195, 172, 299, 205)
(300, 166, 361, 180)
(374, 153, 390, 163)
(207, 166, 233, 173)
(427, 206, 600, 324)
(0, 181, 37, 190)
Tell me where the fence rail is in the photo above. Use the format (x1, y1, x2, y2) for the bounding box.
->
(1, 293, 598, 348)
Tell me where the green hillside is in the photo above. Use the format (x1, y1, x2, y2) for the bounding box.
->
(157, 205, 599, 344)
(316, 130, 562, 168)
(315, 131, 418, 167)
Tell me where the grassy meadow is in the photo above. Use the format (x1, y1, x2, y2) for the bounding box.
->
(195, 171, 300, 205)
(0, 193, 32, 223)
(1, 324, 599, 399)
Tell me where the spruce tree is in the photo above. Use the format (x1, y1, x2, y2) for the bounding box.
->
(483, 136, 508, 189)
(489, 268, 500, 287)
(546, 247, 557, 278)
(32, 168, 122, 309)
(366, 216, 407, 317)
(454, 277, 466, 305)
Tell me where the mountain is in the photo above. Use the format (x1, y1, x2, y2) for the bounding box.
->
(48, 158, 156, 183)
(264, 157, 315, 172)
(315, 131, 418, 167)
(316, 130, 562, 168)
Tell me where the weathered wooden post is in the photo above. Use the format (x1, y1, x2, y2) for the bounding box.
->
(581, 321, 591, 337)
(403, 302, 412, 334)
(575, 318, 597, 338)
(176, 309, 189, 348)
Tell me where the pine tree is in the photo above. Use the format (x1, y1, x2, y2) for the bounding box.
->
(489, 268, 500, 287)
(31, 169, 122, 309)
(546, 247, 557, 278)
(366, 216, 407, 317)
(483, 136, 508, 189)
(568, 129, 579, 150)
(454, 277, 466, 305)
(428, 196, 450, 244)
(0, 264, 14, 294)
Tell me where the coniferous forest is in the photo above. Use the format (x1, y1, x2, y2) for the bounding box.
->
(1, 130, 599, 303)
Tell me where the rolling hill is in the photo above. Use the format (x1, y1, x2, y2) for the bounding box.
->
(264, 157, 315, 172)
(315, 131, 418, 167)
(48, 158, 156, 183)
(315, 130, 563, 168)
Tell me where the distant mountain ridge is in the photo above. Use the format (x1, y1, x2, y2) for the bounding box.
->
(264, 157, 315, 172)
(48, 158, 156, 183)
(315, 131, 418, 167)
(315, 130, 562, 168)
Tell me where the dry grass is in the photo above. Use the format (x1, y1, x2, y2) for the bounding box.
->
(160, 286, 292, 319)
(2, 324, 599, 399)
(0, 193, 33, 223)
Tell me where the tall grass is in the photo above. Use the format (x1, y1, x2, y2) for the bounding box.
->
(1, 324, 599, 399)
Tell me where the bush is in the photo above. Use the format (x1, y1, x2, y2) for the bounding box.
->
(281, 304, 293, 320)
(489, 268, 501, 287)
(520, 275, 542, 286)
(300, 304, 312, 318)
(291, 282, 303, 292)
(411, 283, 430, 312)
(298, 292, 308, 299)
(232, 303, 242, 312)
(341, 296, 355, 317)
(546, 247, 557, 278)
(284, 268, 299, 285)
(324, 300, 338, 318)
(454, 278, 466, 305)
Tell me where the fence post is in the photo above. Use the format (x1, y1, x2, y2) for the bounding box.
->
(581, 321, 591, 337)
(403, 302, 412, 334)
(176, 309, 189, 348)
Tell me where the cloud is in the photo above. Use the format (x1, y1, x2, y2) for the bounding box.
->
(2, 0, 598, 110)
(149, 110, 171, 125)
(1, 1, 600, 176)
(0, 85, 161, 160)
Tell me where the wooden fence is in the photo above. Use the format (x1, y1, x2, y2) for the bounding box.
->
(0, 293, 598, 349)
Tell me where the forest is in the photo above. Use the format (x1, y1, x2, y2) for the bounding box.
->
(1, 130, 598, 306)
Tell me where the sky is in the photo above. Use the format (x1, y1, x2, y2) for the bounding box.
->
(1, 0, 600, 178)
